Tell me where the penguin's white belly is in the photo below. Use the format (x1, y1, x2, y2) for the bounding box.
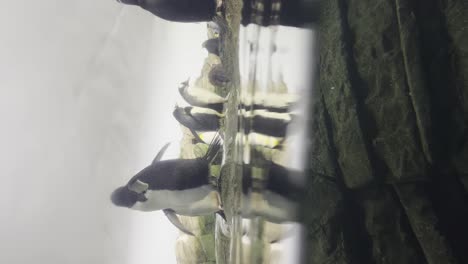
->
(134, 185, 220, 215)
(189, 87, 225, 103)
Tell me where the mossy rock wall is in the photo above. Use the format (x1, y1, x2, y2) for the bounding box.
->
(305, 0, 468, 263)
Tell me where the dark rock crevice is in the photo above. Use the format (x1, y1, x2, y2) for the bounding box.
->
(408, 1, 468, 261)
(337, 0, 390, 185)
(320, 91, 375, 264)
(410, 0, 464, 167)
(319, 0, 374, 189)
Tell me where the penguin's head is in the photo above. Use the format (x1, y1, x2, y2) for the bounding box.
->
(172, 105, 186, 120)
(111, 180, 149, 209)
(202, 39, 219, 54)
(111, 186, 139, 208)
(208, 64, 230, 86)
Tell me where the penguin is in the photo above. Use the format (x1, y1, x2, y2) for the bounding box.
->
(239, 0, 320, 27)
(245, 115, 290, 138)
(202, 38, 220, 56)
(173, 105, 222, 132)
(240, 103, 290, 114)
(116, 0, 216, 23)
(116, 0, 319, 27)
(240, 92, 297, 113)
(111, 136, 223, 235)
(243, 110, 291, 138)
(208, 64, 230, 87)
(241, 162, 304, 223)
(173, 105, 222, 144)
(237, 132, 283, 149)
(198, 131, 225, 146)
(178, 78, 226, 113)
(242, 219, 291, 244)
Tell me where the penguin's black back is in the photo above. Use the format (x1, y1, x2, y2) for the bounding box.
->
(173, 107, 220, 131)
(178, 87, 224, 113)
(138, 0, 216, 23)
(130, 159, 210, 190)
(246, 115, 289, 138)
(191, 112, 221, 131)
(203, 103, 224, 113)
(266, 163, 303, 200)
(242, 163, 303, 201)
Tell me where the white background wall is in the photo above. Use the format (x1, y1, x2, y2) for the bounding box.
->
(0, 1, 207, 263)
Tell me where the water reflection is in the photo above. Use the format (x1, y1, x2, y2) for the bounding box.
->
(226, 22, 315, 263)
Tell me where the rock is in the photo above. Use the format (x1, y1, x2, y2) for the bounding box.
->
(346, 0, 429, 181)
(319, 0, 374, 189)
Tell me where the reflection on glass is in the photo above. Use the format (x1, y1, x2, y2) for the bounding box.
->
(226, 22, 315, 263)
(111, 0, 317, 263)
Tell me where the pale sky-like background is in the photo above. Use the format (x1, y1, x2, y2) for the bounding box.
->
(0, 1, 208, 263)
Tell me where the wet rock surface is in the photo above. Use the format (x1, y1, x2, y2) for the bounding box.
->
(305, 0, 468, 263)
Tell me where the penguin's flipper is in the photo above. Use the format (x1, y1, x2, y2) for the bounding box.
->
(152, 142, 171, 164)
(163, 209, 195, 236)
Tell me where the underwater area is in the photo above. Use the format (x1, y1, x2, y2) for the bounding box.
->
(215, 18, 316, 264)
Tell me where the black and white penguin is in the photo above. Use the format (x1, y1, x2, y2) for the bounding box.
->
(178, 78, 226, 113)
(249, 115, 288, 138)
(240, 103, 290, 114)
(243, 110, 291, 138)
(237, 132, 283, 149)
(111, 136, 223, 235)
(116, 0, 216, 23)
(240, 92, 297, 113)
(202, 38, 220, 56)
(173, 105, 222, 132)
(116, 0, 319, 27)
(239, 0, 320, 27)
(241, 162, 304, 223)
(208, 64, 230, 87)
